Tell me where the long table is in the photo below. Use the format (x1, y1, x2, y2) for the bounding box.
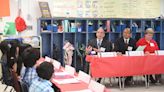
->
(37, 58, 110, 92)
(86, 55, 164, 78)
(86, 55, 164, 88)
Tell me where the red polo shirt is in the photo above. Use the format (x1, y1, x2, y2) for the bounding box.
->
(136, 38, 159, 53)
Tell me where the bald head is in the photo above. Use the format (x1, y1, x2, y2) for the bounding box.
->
(96, 27, 105, 40)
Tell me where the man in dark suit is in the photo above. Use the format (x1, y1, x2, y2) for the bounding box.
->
(114, 28, 137, 85)
(114, 28, 136, 54)
(86, 27, 113, 83)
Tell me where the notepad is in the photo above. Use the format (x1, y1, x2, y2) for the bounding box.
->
(136, 45, 146, 51)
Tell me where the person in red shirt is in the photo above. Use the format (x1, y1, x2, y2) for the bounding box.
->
(136, 28, 159, 54)
(136, 28, 160, 83)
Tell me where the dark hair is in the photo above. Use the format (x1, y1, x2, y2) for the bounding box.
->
(19, 43, 32, 56)
(0, 40, 10, 54)
(17, 43, 32, 75)
(36, 62, 54, 80)
(22, 48, 40, 68)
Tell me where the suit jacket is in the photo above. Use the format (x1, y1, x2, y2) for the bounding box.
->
(88, 38, 112, 52)
(114, 37, 137, 54)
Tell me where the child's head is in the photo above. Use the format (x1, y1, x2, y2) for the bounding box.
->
(19, 43, 32, 56)
(36, 62, 54, 80)
(22, 48, 40, 68)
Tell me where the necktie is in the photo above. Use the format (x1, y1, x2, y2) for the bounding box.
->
(125, 39, 128, 48)
(97, 40, 101, 48)
(125, 39, 128, 44)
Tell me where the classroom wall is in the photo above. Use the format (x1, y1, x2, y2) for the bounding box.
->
(1, 0, 164, 36)
(2, 0, 42, 36)
(161, 0, 164, 16)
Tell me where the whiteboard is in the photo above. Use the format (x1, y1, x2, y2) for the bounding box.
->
(51, 0, 160, 18)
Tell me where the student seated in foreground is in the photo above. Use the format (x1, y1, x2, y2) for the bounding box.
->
(20, 48, 40, 86)
(29, 62, 55, 92)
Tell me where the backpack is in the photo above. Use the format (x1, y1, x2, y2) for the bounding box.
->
(15, 16, 27, 32)
(1, 56, 14, 86)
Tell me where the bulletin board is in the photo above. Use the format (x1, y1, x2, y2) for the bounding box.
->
(52, 0, 160, 18)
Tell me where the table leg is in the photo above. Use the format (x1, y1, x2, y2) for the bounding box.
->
(147, 75, 150, 88)
(121, 77, 125, 89)
(145, 75, 149, 88)
(118, 77, 122, 89)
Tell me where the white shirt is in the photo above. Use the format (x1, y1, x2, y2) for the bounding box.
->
(124, 38, 130, 44)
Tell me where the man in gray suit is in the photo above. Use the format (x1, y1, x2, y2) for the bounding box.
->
(86, 27, 113, 83)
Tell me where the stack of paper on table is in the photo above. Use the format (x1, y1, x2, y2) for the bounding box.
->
(53, 78, 80, 84)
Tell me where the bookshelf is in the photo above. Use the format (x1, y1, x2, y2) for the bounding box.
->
(37, 18, 164, 71)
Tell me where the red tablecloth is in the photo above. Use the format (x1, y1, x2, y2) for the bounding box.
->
(86, 55, 164, 78)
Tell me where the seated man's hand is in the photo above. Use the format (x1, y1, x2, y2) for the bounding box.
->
(144, 51, 150, 55)
(93, 48, 101, 52)
(86, 46, 93, 54)
(116, 52, 123, 56)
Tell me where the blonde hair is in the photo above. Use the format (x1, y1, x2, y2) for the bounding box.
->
(145, 28, 154, 34)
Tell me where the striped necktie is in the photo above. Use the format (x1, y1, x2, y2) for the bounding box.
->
(97, 40, 101, 48)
